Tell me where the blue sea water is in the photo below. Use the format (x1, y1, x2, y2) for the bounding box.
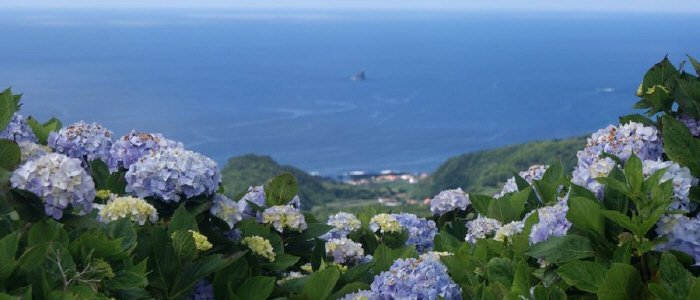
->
(0, 9, 698, 174)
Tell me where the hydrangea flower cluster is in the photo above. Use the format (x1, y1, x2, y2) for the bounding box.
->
(655, 216, 700, 265)
(18, 141, 50, 164)
(0, 113, 37, 143)
(677, 112, 700, 136)
(125, 147, 221, 203)
(242, 235, 276, 262)
(97, 196, 158, 225)
(338, 290, 372, 300)
(495, 165, 549, 198)
(210, 194, 244, 228)
(369, 213, 401, 234)
(494, 220, 525, 242)
(188, 279, 214, 300)
(262, 205, 307, 233)
(11, 153, 95, 219)
(465, 216, 502, 244)
(572, 122, 663, 199)
(325, 237, 366, 265)
(370, 256, 462, 300)
(108, 130, 182, 172)
(238, 186, 266, 219)
(430, 187, 470, 216)
(394, 213, 438, 253)
(321, 212, 362, 240)
(643, 160, 697, 212)
(48, 121, 113, 166)
(187, 230, 213, 251)
(277, 271, 305, 285)
(529, 202, 571, 245)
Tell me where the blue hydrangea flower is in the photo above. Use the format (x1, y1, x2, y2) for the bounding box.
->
(47, 121, 114, 166)
(210, 194, 244, 228)
(238, 186, 266, 220)
(678, 112, 700, 137)
(338, 290, 372, 300)
(655, 216, 700, 265)
(188, 279, 214, 300)
(0, 113, 37, 143)
(465, 216, 502, 244)
(643, 159, 697, 212)
(394, 213, 438, 253)
(125, 147, 221, 203)
(529, 201, 571, 245)
(495, 165, 548, 199)
(430, 188, 470, 216)
(370, 256, 462, 300)
(321, 212, 362, 240)
(10, 153, 95, 219)
(107, 130, 183, 172)
(572, 122, 663, 199)
(18, 141, 50, 164)
(326, 237, 366, 265)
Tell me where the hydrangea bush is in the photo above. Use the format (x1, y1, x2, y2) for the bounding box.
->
(1, 56, 700, 300)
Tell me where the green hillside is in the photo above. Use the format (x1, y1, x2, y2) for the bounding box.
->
(410, 136, 587, 199)
(220, 154, 396, 211)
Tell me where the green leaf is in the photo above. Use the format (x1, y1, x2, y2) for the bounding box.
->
(470, 194, 492, 216)
(284, 223, 334, 243)
(0, 139, 20, 171)
(89, 159, 111, 191)
(171, 231, 197, 262)
(612, 241, 632, 264)
(540, 161, 563, 184)
(624, 153, 643, 193)
(372, 244, 416, 273)
(487, 257, 514, 287)
(658, 252, 693, 300)
(488, 187, 530, 223)
(567, 196, 605, 236)
(675, 76, 700, 118)
(556, 261, 607, 293)
(302, 266, 340, 300)
(8, 189, 45, 222)
(600, 210, 638, 235)
(329, 282, 370, 300)
(433, 232, 462, 253)
(263, 173, 298, 206)
(511, 261, 532, 297)
(688, 277, 700, 300)
(28, 219, 68, 246)
(525, 235, 594, 264)
(597, 263, 642, 300)
(0, 231, 19, 258)
(260, 253, 299, 271)
(619, 114, 654, 127)
(687, 55, 700, 75)
(17, 244, 50, 272)
(663, 115, 700, 177)
(106, 218, 138, 253)
(0, 88, 18, 132)
(234, 276, 275, 300)
(168, 206, 198, 236)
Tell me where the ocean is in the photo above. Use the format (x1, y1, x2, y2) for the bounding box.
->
(1, 9, 698, 175)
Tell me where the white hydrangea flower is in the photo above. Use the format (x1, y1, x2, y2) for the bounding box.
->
(262, 205, 307, 233)
(98, 196, 158, 225)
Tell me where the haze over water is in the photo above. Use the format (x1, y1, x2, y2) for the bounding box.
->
(1, 9, 698, 174)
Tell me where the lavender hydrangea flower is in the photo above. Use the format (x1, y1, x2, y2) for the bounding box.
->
(529, 201, 571, 245)
(238, 186, 266, 219)
(495, 165, 549, 199)
(18, 141, 50, 164)
(0, 113, 37, 143)
(494, 220, 524, 242)
(262, 205, 307, 233)
(188, 279, 214, 300)
(643, 160, 698, 212)
(394, 213, 438, 253)
(465, 216, 502, 244)
(11, 153, 95, 219)
(210, 194, 244, 228)
(572, 122, 663, 199)
(125, 147, 221, 203)
(321, 212, 362, 240)
(678, 112, 700, 137)
(430, 188, 470, 216)
(338, 290, 372, 300)
(326, 237, 366, 265)
(48, 121, 113, 166)
(655, 216, 700, 265)
(107, 130, 183, 172)
(370, 256, 462, 300)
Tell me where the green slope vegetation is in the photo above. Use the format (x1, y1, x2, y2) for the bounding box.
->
(220, 154, 396, 211)
(410, 136, 587, 199)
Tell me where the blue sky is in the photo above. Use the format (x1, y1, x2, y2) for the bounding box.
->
(3, 0, 700, 13)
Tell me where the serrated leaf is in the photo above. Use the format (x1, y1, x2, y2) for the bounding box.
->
(263, 173, 298, 207)
(0, 88, 18, 132)
(302, 266, 340, 300)
(234, 276, 275, 300)
(168, 206, 198, 236)
(488, 187, 530, 223)
(597, 263, 641, 300)
(663, 115, 700, 177)
(0, 139, 20, 171)
(567, 197, 605, 236)
(525, 235, 594, 264)
(675, 76, 700, 118)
